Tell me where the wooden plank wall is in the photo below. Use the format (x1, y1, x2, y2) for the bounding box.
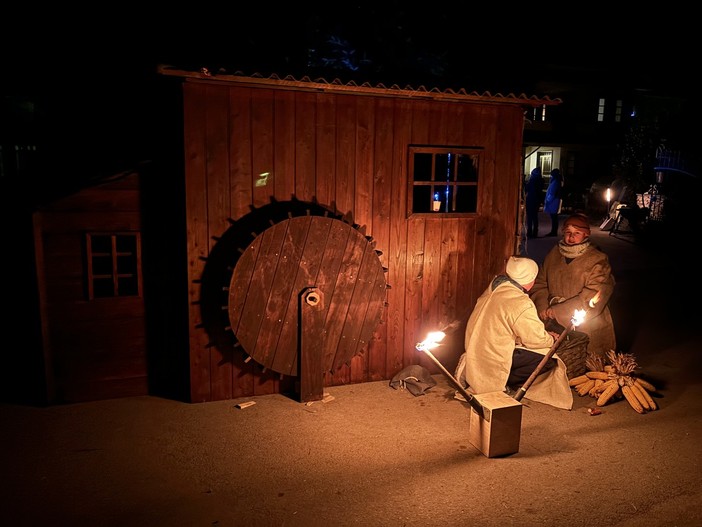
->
(182, 80, 524, 402)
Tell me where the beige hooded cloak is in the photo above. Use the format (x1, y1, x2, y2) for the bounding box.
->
(462, 278, 573, 410)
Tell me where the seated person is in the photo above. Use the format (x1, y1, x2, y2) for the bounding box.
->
(456, 256, 573, 410)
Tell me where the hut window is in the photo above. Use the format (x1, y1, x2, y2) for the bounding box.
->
(408, 146, 480, 216)
(85, 232, 142, 299)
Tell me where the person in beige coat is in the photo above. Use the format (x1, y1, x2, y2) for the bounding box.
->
(530, 212, 616, 360)
(460, 256, 573, 410)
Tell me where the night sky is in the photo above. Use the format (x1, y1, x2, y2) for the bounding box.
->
(5, 5, 695, 96)
(2, 5, 696, 196)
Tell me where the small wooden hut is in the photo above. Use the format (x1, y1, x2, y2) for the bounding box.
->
(158, 66, 559, 403)
(32, 170, 149, 403)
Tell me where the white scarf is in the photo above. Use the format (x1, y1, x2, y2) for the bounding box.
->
(558, 239, 590, 259)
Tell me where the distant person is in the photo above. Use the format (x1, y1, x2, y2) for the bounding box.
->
(456, 256, 573, 410)
(524, 167, 543, 238)
(530, 212, 616, 360)
(543, 168, 563, 236)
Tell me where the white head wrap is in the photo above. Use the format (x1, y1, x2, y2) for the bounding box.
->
(505, 256, 538, 285)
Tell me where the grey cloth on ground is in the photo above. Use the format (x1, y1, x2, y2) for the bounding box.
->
(389, 365, 437, 396)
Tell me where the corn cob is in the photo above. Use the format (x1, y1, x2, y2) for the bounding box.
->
(577, 379, 596, 396)
(622, 384, 645, 413)
(597, 378, 607, 392)
(633, 380, 657, 410)
(627, 379, 651, 411)
(595, 350, 658, 413)
(585, 371, 610, 380)
(597, 381, 620, 406)
(569, 374, 590, 387)
(600, 378, 618, 387)
(597, 378, 617, 394)
(634, 377, 657, 393)
(589, 378, 604, 397)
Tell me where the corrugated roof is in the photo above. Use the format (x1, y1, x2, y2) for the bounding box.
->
(157, 65, 562, 107)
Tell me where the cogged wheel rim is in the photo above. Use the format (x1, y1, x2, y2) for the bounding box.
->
(198, 198, 388, 378)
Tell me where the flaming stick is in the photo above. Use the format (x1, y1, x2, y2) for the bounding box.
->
(416, 322, 486, 420)
(514, 291, 601, 402)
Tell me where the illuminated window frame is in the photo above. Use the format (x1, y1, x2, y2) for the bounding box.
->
(597, 98, 606, 122)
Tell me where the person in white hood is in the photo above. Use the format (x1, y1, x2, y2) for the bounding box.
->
(459, 256, 573, 410)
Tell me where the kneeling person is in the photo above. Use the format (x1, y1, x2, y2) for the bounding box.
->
(460, 256, 573, 410)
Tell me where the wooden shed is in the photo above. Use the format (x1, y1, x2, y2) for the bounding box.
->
(158, 66, 560, 404)
(32, 170, 149, 403)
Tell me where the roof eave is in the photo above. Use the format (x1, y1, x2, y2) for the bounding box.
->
(157, 65, 562, 108)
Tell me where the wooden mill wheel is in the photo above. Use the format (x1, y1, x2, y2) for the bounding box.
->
(227, 214, 387, 378)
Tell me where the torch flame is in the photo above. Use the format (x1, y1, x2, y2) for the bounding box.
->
(572, 291, 601, 327)
(571, 309, 587, 327)
(589, 290, 602, 308)
(415, 331, 446, 352)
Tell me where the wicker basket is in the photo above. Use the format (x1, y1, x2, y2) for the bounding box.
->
(555, 331, 590, 379)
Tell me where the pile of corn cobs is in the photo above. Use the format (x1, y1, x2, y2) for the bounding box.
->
(568, 350, 658, 414)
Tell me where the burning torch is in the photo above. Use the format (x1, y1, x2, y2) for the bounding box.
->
(415, 321, 486, 420)
(514, 290, 601, 401)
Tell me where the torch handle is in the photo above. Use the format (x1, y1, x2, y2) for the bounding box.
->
(421, 348, 486, 420)
(513, 324, 573, 402)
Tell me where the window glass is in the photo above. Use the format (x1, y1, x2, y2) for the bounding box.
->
(408, 146, 481, 216)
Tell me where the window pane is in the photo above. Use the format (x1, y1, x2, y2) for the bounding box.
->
(117, 254, 137, 274)
(455, 186, 478, 212)
(457, 154, 478, 182)
(91, 235, 112, 253)
(413, 153, 432, 181)
(413, 185, 432, 213)
(434, 153, 450, 182)
(92, 255, 113, 275)
(116, 235, 136, 253)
